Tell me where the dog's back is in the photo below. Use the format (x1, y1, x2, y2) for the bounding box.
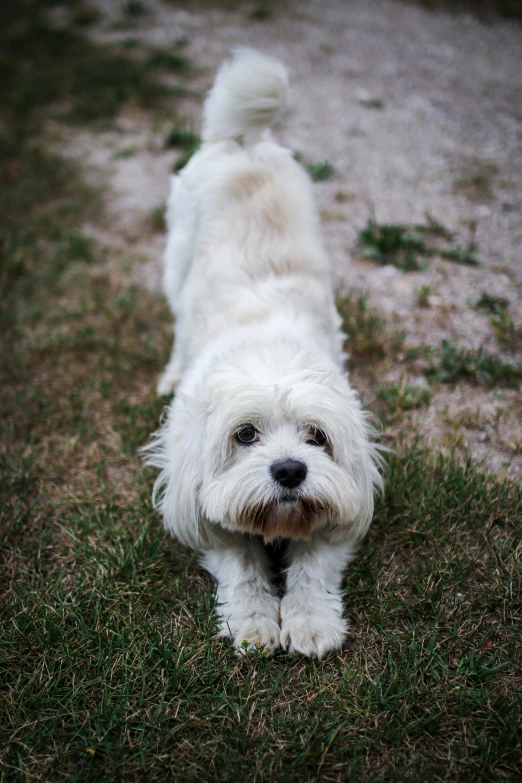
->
(162, 49, 342, 372)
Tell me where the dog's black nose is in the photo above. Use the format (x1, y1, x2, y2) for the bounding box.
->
(270, 459, 307, 489)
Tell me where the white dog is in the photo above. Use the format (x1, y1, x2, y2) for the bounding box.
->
(143, 48, 383, 659)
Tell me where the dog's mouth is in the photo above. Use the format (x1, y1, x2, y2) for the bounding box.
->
(237, 496, 331, 542)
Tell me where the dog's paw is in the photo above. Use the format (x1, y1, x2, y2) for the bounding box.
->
(231, 617, 281, 656)
(280, 605, 347, 659)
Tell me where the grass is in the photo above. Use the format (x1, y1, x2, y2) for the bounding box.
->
(376, 379, 432, 421)
(2, 438, 522, 780)
(453, 159, 498, 203)
(165, 126, 200, 149)
(249, 4, 273, 19)
(336, 290, 388, 361)
(1, 4, 522, 781)
(357, 216, 479, 271)
(0, 5, 189, 130)
(475, 291, 509, 316)
(147, 49, 189, 72)
(425, 340, 522, 387)
(473, 293, 521, 350)
(307, 161, 335, 181)
(173, 148, 199, 172)
(400, 0, 522, 21)
(416, 284, 432, 307)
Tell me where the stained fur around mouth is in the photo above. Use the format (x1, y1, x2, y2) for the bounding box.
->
(237, 497, 332, 542)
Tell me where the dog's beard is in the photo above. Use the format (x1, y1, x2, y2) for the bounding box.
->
(236, 496, 331, 543)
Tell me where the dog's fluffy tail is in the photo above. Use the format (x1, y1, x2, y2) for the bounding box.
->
(202, 48, 289, 145)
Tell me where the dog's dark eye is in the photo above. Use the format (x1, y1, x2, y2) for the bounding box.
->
(306, 427, 327, 447)
(235, 424, 259, 444)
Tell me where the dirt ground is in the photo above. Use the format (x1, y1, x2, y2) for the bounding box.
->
(56, 0, 522, 477)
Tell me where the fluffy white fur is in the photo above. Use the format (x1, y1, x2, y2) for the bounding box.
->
(143, 48, 383, 659)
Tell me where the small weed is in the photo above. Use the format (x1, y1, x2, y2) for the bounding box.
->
(71, 6, 102, 26)
(165, 126, 200, 149)
(336, 290, 387, 361)
(307, 162, 335, 182)
(357, 215, 480, 270)
(358, 220, 428, 271)
(377, 379, 431, 418)
(149, 205, 166, 233)
(475, 291, 509, 316)
(415, 212, 453, 240)
(416, 285, 432, 308)
(402, 0, 522, 21)
(334, 190, 355, 203)
(124, 0, 148, 16)
(439, 241, 479, 266)
(491, 310, 522, 350)
(113, 146, 137, 159)
(447, 407, 483, 430)
(147, 49, 189, 72)
(249, 5, 272, 20)
(471, 290, 517, 348)
(173, 144, 200, 172)
(453, 158, 498, 203)
(426, 340, 522, 388)
(358, 97, 384, 110)
(121, 36, 140, 48)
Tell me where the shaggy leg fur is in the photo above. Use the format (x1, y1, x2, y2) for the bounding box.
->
(202, 539, 281, 654)
(280, 535, 355, 659)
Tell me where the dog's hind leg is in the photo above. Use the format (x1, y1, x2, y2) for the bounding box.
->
(163, 174, 198, 313)
(156, 354, 183, 396)
(157, 174, 198, 395)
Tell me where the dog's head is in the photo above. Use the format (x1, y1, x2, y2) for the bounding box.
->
(144, 342, 382, 548)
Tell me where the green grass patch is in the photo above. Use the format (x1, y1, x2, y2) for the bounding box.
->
(0, 5, 189, 130)
(358, 216, 479, 271)
(149, 205, 167, 233)
(173, 147, 200, 172)
(336, 290, 388, 361)
(249, 4, 273, 20)
(426, 339, 522, 387)
(2, 436, 521, 780)
(124, 0, 148, 17)
(377, 379, 432, 421)
(164, 126, 200, 149)
(416, 284, 432, 307)
(473, 293, 521, 349)
(307, 161, 335, 181)
(475, 291, 509, 316)
(70, 5, 103, 27)
(491, 310, 522, 350)
(399, 0, 522, 21)
(147, 49, 189, 72)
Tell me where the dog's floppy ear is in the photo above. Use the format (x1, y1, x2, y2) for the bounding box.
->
(332, 381, 385, 540)
(142, 394, 211, 549)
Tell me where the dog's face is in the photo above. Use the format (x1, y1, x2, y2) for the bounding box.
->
(150, 342, 381, 547)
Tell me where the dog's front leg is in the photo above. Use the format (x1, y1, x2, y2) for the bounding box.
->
(280, 534, 355, 659)
(202, 539, 281, 655)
